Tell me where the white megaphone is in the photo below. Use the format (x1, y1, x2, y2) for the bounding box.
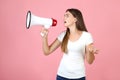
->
(26, 11, 57, 29)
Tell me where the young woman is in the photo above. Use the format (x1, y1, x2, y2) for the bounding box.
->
(41, 8, 98, 80)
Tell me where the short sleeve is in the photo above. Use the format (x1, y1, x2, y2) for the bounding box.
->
(57, 31, 66, 42)
(85, 33, 94, 45)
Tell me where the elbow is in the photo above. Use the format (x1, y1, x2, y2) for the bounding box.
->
(88, 60, 94, 64)
(44, 53, 49, 56)
(87, 57, 95, 64)
(43, 50, 51, 56)
(43, 52, 50, 56)
(42, 48, 51, 56)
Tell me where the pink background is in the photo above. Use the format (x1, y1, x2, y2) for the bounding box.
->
(0, 0, 120, 80)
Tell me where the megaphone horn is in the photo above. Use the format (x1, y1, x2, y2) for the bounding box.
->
(26, 11, 57, 29)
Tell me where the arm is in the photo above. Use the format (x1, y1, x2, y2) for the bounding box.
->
(41, 28, 61, 55)
(85, 43, 96, 64)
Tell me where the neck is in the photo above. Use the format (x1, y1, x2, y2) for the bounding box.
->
(69, 26, 82, 35)
(68, 24, 76, 33)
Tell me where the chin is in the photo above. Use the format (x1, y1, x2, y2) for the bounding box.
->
(64, 25, 68, 28)
(64, 24, 69, 27)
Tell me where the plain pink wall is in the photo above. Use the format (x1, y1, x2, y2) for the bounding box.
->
(0, 0, 120, 80)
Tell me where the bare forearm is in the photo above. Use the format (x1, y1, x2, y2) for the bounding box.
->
(41, 28, 61, 55)
(86, 43, 95, 64)
(86, 52, 95, 64)
(42, 37, 50, 55)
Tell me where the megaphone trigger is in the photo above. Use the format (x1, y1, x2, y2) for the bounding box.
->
(44, 25, 51, 29)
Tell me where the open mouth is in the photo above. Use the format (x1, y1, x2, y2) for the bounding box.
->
(64, 21, 67, 23)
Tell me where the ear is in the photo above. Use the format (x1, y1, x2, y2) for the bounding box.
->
(74, 18, 77, 22)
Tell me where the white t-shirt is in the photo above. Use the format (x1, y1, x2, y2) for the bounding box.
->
(57, 31, 93, 79)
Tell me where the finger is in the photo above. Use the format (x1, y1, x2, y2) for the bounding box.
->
(94, 49, 99, 54)
(41, 30, 48, 37)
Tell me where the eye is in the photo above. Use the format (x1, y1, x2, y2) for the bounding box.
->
(67, 14, 70, 17)
(64, 14, 69, 18)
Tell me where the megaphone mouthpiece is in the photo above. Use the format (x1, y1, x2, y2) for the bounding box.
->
(52, 18, 57, 26)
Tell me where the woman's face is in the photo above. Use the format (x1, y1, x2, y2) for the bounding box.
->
(64, 11, 77, 27)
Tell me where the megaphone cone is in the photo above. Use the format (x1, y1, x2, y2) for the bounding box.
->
(26, 11, 57, 29)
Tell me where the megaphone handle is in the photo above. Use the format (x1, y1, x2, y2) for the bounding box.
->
(40, 32, 44, 37)
(41, 26, 49, 37)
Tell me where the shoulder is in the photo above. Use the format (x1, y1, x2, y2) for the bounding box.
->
(83, 31, 92, 37)
(59, 30, 66, 35)
(57, 30, 66, 42)
(83, 31, 94, 45)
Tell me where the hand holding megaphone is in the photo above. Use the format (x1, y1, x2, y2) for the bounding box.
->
(26, 11, 57, 36)
(40, 28, 49, 37)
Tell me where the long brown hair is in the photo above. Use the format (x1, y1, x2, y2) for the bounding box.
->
(61, 8, 88, 53)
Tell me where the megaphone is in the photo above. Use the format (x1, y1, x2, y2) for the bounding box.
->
(26, 11, 57, 29)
